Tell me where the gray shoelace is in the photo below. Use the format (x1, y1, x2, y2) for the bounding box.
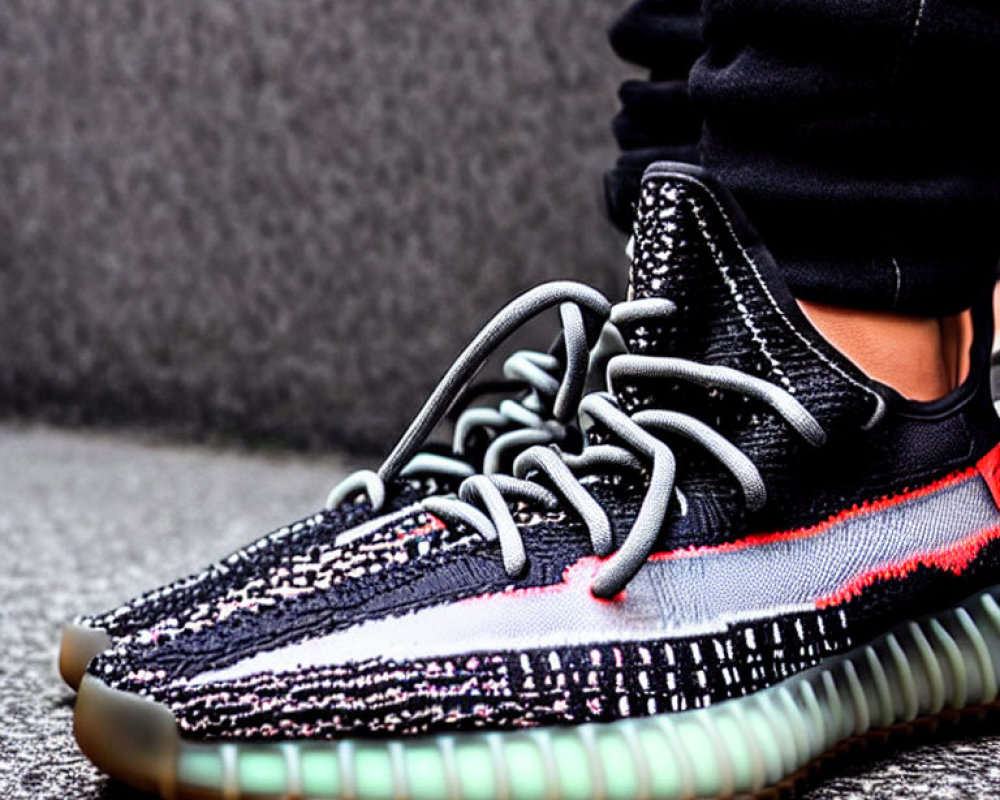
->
(420, 295, 828, 599)
(325, 281, 615, 513)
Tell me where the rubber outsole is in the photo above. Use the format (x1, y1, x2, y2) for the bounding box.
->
(59, 622, 112, 691)
(75, 585, 1000, 800)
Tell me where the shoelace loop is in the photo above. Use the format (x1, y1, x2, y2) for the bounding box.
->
(325, 281, 614, 512)
(421, 296, 828, 599)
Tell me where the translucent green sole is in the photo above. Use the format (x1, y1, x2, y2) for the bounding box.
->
(75, 585, 1000, 800)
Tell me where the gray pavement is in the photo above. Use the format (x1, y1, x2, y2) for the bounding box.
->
(2, 424, 1000, 799)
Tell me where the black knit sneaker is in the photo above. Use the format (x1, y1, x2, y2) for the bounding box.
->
(58, 281, 614, 690)
(75, 163, 1000, 800)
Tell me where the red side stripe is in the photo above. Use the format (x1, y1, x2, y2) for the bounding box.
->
(461, 443, 1000, 610)
(813, 445, 1000, 608)
(816, 523, 1000, 609)
(977, 443, 1000, 509)
(398, 516, 447, 541)
(647, 442, 1000, 563)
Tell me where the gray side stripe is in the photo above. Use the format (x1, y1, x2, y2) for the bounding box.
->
(191, 475, 999, 686)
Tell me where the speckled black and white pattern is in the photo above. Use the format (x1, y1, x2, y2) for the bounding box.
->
(134, 607, 852, 740)
(87, 505, 600, 688)
(78, 476, 448, 643)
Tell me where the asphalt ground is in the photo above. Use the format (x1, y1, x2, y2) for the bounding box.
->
(2, 424, 1000, 799)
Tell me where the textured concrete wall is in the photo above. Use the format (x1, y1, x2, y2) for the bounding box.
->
(0, 0, 629, 452)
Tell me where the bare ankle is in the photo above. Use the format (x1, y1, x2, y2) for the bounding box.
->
(797, 300, 972, 402)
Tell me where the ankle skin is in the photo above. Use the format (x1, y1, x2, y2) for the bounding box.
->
(797, 301, 972, 402)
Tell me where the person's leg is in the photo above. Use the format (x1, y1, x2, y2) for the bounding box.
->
(607, 0, 1000, 401)
(604, 0, 704, 232)
(687, 0, 1000, 399)
(689, 0, 1000, 316)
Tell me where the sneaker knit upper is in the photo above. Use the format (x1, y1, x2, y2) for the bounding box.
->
(89, 163, 1000, 743)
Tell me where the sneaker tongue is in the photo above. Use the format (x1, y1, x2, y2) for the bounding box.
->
(616, 162, 883, 430)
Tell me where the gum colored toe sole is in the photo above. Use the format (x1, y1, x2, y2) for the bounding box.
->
(75, 673, 182, 798)
(59, 623, 112, 691)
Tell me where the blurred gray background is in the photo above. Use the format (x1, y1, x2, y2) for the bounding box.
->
(0, 0, 629, 454)
(5, 6, 1000, 799)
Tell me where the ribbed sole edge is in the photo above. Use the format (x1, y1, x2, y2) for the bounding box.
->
(75, 584, 1000, 800)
